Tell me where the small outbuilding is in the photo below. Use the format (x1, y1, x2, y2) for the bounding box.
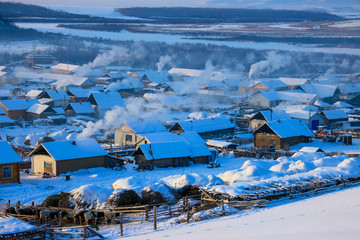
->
(0, 141, 22, 184)
(299, 146, 324, 153)
(29, 138, 108, 176)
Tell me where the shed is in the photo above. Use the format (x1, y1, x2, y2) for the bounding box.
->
(299, 147, 324, 153)
(169, 117, 235, 139)
(26, 104, 56, 120)
(253, 119, 314, 150)
(0, 99, 40, 120)
(38, 89, 70, 108)
(132, 142, 193, 167)
(114, 120, 167, 145)
(87, 92, 125, 118)
(0, 141, 22, 184)
(25, 90, 43, 99)
(206, 139, 238, 150)
(29, 138, 108, 176)
(320, 110, 349, 128)
(64, 102, 95, 117)
(66, 88, 91, 102)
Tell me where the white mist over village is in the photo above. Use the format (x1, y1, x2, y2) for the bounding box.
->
(0, 1, 360, 239)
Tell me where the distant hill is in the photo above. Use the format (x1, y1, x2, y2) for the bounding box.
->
(0, 2, 90, 19)
(116, 7, 343, 22)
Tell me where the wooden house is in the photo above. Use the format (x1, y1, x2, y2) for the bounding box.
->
(0, 99, 40, 120)
(299, 84, 341, 104)
(248, 91, 318, 108)
(136, 131, 211, 164)
(253, 119, 314, 150)
(251, 79, 290, 92)
(51, 63, 79, 75)
(249, 110, 292, 131)
(26, 104, 56, 120)
(29, 138, 108, 176)
(279, 77, 310, 90)
(132, 142, 193, 167)
(87, 92, 125, 118)
(64, 102, 95, 117)
(320, 110, 349, 129)
(0, 141, 22, 184)
(38, 89, 70, 108)
(169, 117, 235, 139)
(114, 120, 167, 145)
(66, 88, 91, 102)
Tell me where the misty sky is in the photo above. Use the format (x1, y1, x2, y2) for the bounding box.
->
(2, 0, 360, 10)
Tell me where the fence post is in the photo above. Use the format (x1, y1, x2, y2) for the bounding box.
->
(59, 211, 62, 226)
(221, 200, 225, 216)
(145, 206, 149, 221)
(83, 224, 86, 240)
(17, 200, 20, 218)
(288, 186, 292, 199)
(119, 213, 123, 237)
(169, 205, 172, 219)
(186, 197, 190, 224)
(153, 206, 157, 231)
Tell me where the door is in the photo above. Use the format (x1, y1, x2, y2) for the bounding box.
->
(311, 120, 320, 131)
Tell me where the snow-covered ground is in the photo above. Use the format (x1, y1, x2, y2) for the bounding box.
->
(112, 185, 360, 240)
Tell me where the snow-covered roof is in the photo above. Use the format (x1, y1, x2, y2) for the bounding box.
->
(25, 90, 43, 98)
(338, 84, 360, 94)
(138, 142, 192, 160)
(67, 102, 95, 114)
(255, 110, 292, 121)
(143, 71, 170, 84)
(138, 131, 177, 143)
(254, 79, 288, 89)
(176, 117, 235, 133)
(254, 91, 318, 103)
(168, 68, 204, 77)
(127, 120, 167, 133)
(300, 84, 339, 98)
(53, 107, 65, 115)
(0, 141, 22, 164)
(257, 119, 315, 138)
(206, 139, 237, 148)
(105, 72, 124, 79)
(40, 89, 70, 101)
(51, 63, 79, 72)
(0, 99, 40, 111)
(299, 146, 323, 152)
(29, 138, 107, 161)
(279, 77, 309, 86)
(26, 104, 55, 114)
(0, 217, 37, 234)
(333, 101, 353, 109)
(0, 71, 7, 78)
(67, 88, 92, 98)
(314, 99, 331, 107)
(320, 110, 349, 120)
(282, 105, 320, 120)
(88, 92, 125, 109)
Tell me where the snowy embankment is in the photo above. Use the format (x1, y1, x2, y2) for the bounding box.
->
(112, 185, 360, 240)
(1, 152, 359, 210)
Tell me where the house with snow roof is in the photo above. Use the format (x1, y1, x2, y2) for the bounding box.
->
(299, 83, 341, 104)
(248, 91, 318, 108)
(253, 119, 314, 150)
(132, 141, 194, 168)
(114, 120, 167, 145)
(87, 91, 125, 118)
(64, 102, 95, 117)
(251, 79, 290, 92)
(0, 99, 40, 120)
(279, 77, 310, 90)
(319, 110, 349, 129)
(25, 90, 43, 99)
(29, 138, 108, 176)
(284, 107, 324, 131)
(249, 110, 292, 131)
(0, 141, 22, 184)
(135, 131, 211, 164)
(66, 88, 92, 102)
(26, 104, 56, 121)
(51, 63, 79, 75)
(38, 89, 70, 108)
(169, 117, 235, 139)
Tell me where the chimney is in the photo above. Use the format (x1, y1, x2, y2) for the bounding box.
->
(72, 141, 76, 145)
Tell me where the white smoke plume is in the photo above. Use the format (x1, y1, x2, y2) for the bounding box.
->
(156, 55, 172, 72)
(248, 51, 291, 78)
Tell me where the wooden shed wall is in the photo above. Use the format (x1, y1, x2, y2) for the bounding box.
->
(0, 162, 20, 184)
(56, 156, 106, 176)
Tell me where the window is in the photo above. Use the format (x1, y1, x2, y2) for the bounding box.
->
(3, 166, 12, 179)
(126, 134, 133, 142)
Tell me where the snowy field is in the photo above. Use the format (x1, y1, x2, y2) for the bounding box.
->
(111, 185, 360, 240)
